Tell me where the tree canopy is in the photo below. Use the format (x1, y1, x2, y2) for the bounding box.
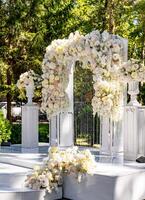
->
(0, 0, 145, 120)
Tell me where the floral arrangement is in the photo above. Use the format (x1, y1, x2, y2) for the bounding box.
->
(25, 147, 96, 193)
(92, 81, 123, 120)
(41, 30, 124, 118)
(17, 70, 35, 90)
(17, 70, 42, 93)
(119, 59, 145, 82)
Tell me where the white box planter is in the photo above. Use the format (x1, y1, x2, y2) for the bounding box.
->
(63, 165, 145, 200)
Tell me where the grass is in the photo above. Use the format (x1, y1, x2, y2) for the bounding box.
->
(76, 137, 100, 149)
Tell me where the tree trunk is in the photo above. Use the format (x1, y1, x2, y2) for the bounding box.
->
(108, 0, 115, 34)
(141, 36, 145, 65)
(6, 68, 12, 122)
(102, 0, 108, 31)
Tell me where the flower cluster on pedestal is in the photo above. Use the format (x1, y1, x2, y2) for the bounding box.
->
(17, 70, 42, 104)
(17, 70, 35, 90)
(119, 59, 145, 82)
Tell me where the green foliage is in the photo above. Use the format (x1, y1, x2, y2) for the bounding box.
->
(39, 123, 49, 142)
(0, 0, 145, 106)
(10, 123, 49, 144)
(11, 123, 21, 144)
(0, 110, 11, 143)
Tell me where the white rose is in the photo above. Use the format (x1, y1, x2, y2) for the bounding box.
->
(55, 76, 60, 81)
(42, 79, 48, 87)
(102, 31, 110, 42)
(112, 44, 121, 53)
(49, 74, 55, 83)
(131, 72, 138, 79)
(54, 104, 59, 109)
(112, 54, 120, 62)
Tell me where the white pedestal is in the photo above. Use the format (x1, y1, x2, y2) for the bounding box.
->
(124, 106, 138, 160)
(50, 63, 74, 147)
(138, 107, 145, 156)
(22, 105, 39, 153)
(100, 117, 111, 154)
(100, 118, 123, 155)
(124, 106, 145, 160)
(100, 38, 128, 155)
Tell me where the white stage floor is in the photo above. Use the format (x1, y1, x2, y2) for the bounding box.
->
(0, 146, 145, 200)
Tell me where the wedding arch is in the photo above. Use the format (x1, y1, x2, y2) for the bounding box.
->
(41, 30, 128, 120)
(16, 29, 145, 155)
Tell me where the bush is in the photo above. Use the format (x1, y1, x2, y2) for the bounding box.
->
(39, 123, 49, 142)
(11, 123, 21, 144)
(11, 123, 49, 144)
(0, 110, 11, 144)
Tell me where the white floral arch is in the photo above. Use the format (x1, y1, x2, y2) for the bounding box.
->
(41, 30, 128, 120)
(16, 29, 145, 149)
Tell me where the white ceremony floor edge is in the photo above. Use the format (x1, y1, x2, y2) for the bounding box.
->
(0, 144, 145, 200)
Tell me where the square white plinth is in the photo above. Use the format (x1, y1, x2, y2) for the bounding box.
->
(64, 163, 145, 200)
(22, 105, 39, 150)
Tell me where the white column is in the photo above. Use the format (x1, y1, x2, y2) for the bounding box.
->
(100, 117, 112, 154)
(22, 105, 39, 153)
(124, 106, 138, 160)
(50, 62, 74, 147)
(124, 81, 141, 160)
(113, 38, 128, 153)
(49, 115, 58, 146)
(59, 64, 74, 147)
(138, 107, 145, 156)
(100, 38, 128, 155)
(138, 108, 145, 156)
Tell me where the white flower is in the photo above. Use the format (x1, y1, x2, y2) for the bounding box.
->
(119, 59, 145, 82)
(112, 53, 120, 62)
(112, 44, 121, 53)
(92, 81, 123, 120)
(17, 70, 37, 91)
(102, 31, 110, 42)
(41, 30, 125, 118)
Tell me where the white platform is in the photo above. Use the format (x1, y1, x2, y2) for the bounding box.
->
(64, 162, 145, 200)
(0, 152, 145, 200)
(0, 187, 62, 200)
(0, 162, 62, 200)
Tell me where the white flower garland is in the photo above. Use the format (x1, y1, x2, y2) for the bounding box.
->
(41, 30, 124, 118)
(25, 147, 96, 193)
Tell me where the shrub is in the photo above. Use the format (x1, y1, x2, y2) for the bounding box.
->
(11, 123, 49, 144)
(11, 123, 21, 144)
(39, 123, 49, 142)
(0, 110, 11, 144)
